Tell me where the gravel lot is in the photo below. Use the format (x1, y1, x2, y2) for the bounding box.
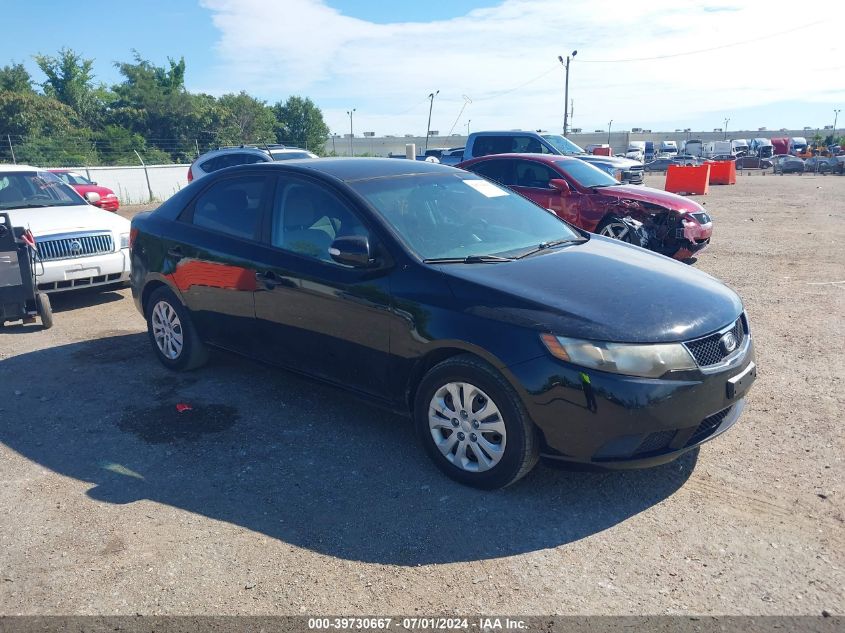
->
(0, 172, 842, 615)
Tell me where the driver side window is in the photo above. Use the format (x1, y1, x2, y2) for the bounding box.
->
(514, 161, 557, 189)
(270, 179, 369, 263)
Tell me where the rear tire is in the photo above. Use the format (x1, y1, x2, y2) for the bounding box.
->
(414, 354, 539, 489)
(36, 292, 53, 330)
(144, 286, 208, 371)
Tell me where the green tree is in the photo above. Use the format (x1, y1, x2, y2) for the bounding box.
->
(273, 96, 329, 153)
(0, 63, 34, 93)
(217, 91, 276, 145)
(0, 92, 81, 137)
(33, 48, 101, 127)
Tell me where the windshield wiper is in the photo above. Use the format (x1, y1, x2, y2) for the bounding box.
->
(423, 254, 514, 264)
(516, 237, 587, 259)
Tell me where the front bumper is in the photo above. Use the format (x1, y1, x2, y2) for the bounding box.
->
(35, 250, 130, 292)
(508, 338, 756, 467)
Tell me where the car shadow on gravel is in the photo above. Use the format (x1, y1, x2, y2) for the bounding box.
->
(48, 288, 126, 313)
(0, 333, 697, 566)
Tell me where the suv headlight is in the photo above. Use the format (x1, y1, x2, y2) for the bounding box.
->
(540, 334, 696, 378)
(119, 232, 130, 249)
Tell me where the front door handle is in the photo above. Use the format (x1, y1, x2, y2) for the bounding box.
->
(167, 246, 184, 261)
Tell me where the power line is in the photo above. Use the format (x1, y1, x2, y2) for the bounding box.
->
(577, 20, 824, 63)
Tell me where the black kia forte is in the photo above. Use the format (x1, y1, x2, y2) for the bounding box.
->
(130, 158, 756, 489)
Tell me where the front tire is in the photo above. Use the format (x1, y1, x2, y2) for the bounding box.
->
(414, 354, 539, 489)
(144, 286, 208, 371)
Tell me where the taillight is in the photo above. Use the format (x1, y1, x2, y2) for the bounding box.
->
(129, 228, 139, 251)
(187, 164, 194, 182)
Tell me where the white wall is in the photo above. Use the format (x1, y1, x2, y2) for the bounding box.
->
(54, 164, 188, 205)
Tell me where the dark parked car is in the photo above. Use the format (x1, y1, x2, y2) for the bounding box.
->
(771, 154, 805, 174)
(734, 156, 773, 170)
(130, 159, 756, 489)
(644, 156, 700, 171)
(803, 156, 836, 173)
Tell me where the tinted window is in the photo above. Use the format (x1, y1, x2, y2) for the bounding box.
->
(200, 152, 268, 173)
(350, 173, 581, 260)
(514, 161, 559, 188)
(471, 160, 515, 186)
(557, 159, 620, 187)
(192, 176, 267, 240)
(270, 151, 314, 161)
(270, 179, 369, 263)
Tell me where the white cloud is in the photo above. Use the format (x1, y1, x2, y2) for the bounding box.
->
(200, 0, 845, 134)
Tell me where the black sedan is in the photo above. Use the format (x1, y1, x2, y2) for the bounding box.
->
(130, 159, 756, 489)
(772, 154, 805, 174)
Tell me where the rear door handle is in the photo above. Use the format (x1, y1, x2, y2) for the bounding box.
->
(167, 247, 184, 261)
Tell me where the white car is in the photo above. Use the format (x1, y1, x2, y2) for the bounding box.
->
(187, 145, 318, 182)
(0, 165, 130, 292)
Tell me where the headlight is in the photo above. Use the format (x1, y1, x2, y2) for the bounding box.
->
(119, 232, 130, 249)
(540, 334, 696, 378)
(613, 169, 623, 181)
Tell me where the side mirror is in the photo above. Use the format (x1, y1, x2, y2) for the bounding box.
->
(84, 191, 101, 204)
(329, 234, 373, 268)
(549, 178, 571, 194)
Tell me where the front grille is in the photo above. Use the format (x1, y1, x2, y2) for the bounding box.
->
(686, 406, 733, 446)
(633, 430, 676, 456)
(37, 232, 114, 262)
(684, 315, 746, 367)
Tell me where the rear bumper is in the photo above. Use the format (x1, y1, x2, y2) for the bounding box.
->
(35, 250, 130, 292)
(96, 196, 120, 212)
(508, 339, 756, 467)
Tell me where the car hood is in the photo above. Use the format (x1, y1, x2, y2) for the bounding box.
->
(4, 204, 130, 237)
(577, 155, 641, 169)
(72, 184, 117, 197)
(441, 236, 742, 344)
(595, 184, 705, 213)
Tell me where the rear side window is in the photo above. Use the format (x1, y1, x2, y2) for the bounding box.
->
(200, 152, 268, 173)
(191, 176, 268, 240)
(470, 160, 516, 186)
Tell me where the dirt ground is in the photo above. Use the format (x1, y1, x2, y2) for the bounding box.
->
(0, 172, 842, 616)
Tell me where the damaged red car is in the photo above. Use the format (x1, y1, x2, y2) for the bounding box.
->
(458, 154, 712, 260)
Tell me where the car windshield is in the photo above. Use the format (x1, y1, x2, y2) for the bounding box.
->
(540, 134, 586, 155)
(0, 171, 84, 209)
(556, 159, 620, 188)
(53, 171, 92, 186)
(350, 173, 582, 260)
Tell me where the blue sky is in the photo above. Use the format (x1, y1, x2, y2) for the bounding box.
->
(1, 0, 843, 136)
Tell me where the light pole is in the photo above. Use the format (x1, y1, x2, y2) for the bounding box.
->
(723, 117, 730, 141)
(425, 90, 439, 152)
(346, 109, 356, 156)
(607, 119, 613, 145)
(558, 50, 577, 136)
(834, 109, 840, 139)
(466, 119, 471, 136)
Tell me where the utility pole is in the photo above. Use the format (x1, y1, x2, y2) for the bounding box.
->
(834, 109, 840, 138)
(425, 90, 439, 152)
(558, 51, 577, 136)
(347, 109, 356, 156)
(724, 117, 730, 141)
(466, 120, 471, 136)
(607, 120, 613, 145)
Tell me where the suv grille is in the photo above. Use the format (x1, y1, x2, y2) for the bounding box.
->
(684, 315, 747, 367)
(37, 232, 114, 262)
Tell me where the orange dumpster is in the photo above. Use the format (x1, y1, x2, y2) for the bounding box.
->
(708, 160, 736, 185)
(665, 164, 710, 195)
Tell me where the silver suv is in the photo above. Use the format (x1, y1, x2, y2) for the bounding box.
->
(187, 145, 318, 182)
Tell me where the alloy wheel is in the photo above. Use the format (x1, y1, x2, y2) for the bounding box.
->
(599, 222, 630, 240)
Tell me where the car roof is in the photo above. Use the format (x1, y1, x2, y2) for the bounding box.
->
(251, 157, 459, 182)
(0, 164, 44, 172)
